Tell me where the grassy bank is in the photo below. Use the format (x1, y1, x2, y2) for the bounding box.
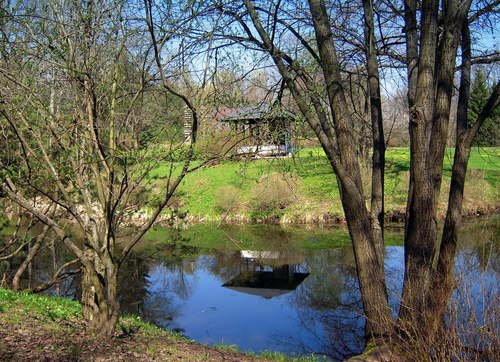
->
(146, 147, 499, 223)
(0, 288, 325, 361)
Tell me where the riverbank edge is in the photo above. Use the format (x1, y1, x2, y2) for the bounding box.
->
(0, 288, 326, 362)
(3, 199, 498, 228)
(150, 204, 499, 227)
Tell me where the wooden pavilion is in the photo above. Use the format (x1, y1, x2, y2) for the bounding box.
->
(220, 104, 296, 158)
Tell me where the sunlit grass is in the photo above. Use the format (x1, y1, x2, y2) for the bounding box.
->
(143, 146, 499, 221)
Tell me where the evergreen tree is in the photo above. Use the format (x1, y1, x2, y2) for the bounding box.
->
(469, 69, 500, 146)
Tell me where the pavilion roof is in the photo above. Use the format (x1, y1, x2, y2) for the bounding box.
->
(218, 104, 297, 122)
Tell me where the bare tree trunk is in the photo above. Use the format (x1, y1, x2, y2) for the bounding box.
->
(427, 22, 500, 333)
(362, 0, 385, 264)
(240, 0, 392, 337)
(335, 181, 392, 337)
(399, 0, 471, 329)
(50, 239, 59, 295)
(307, 0, 390, 337)
(424, 23, 472, 335)
(11, 224, 52, 290)
(400, 0, 440, 323)
(81, 251, 119, 337)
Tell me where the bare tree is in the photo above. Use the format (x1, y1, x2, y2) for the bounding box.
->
(210, 0, 499, 354)
(213, 0, 392, 337)
(0, 0, 206, 336)
(398, 0, 499, 337)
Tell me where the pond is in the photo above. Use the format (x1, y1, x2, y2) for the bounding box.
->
(20, 217, 499, 361)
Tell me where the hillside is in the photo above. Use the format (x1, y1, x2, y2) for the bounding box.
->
(146, 147, 500, 223)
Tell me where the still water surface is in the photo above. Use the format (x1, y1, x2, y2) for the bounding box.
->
(29, 218, 499, 360)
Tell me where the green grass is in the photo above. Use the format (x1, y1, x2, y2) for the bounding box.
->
(212, 341, 328, 361)
(0, 287, 80, 322)
(144, 147, 499, 222)
(255, 351, 329, 362)
(0, 287, 163, 334)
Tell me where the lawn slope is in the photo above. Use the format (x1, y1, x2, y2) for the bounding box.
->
(147, 147, 499, 223)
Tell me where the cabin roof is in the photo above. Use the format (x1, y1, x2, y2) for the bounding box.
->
(218, 104, 297, 123)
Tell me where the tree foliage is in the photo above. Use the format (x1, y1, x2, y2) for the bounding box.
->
(469, 69, 500, 146)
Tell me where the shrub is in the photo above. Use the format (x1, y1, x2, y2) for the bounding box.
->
(464, 169, 496, 202)
(194, 130, 238, 160)
(250, 172, 298, 212)
(214, 185, 242, 213)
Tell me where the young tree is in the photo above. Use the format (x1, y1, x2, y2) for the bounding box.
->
(468, 68, 500, 146)
(219, 0, 392, 337)
(0, 0, 204, 336)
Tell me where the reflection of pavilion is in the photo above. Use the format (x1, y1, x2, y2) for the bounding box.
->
(222, 250, 309, 299)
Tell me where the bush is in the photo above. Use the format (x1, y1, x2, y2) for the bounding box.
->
(194, 130, 238, 160)
(214, 185, 242, 213)
(250, 172, 297, 212)
(464, 169, 496, 203)
(386, 171, 409, 207)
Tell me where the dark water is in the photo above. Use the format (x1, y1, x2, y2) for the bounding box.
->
(18, 218, 500, 360)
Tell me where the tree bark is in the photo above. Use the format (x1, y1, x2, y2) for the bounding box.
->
(362, 0, 386, 265)
(11, 226, 49, 291)
(240, 0, 392, 337)
(426, 22, 500, 333)
(307, 0, 391, 337)
(400, 0, 440, 322)
(335, 181, 392, 337)
(80, 251, 119, 337)
(400, 0, 473, 334)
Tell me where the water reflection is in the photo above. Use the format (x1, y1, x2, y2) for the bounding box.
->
(16, 218, 499, 361)
(222, 250, 309, 299)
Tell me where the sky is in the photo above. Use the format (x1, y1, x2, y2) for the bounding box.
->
(177, 0, 498, 102)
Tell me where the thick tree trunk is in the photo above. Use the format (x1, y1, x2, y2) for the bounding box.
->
(399, 0, 469, 329)
(400, 0, 440, 324)
(337, 180, 392, 337)
(243, 0, 392, 338)
(426, 23, 500, 333)
(423, 22, 472, 335)
(81, 252, 119, 337)
(308, 0, 391, 337)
